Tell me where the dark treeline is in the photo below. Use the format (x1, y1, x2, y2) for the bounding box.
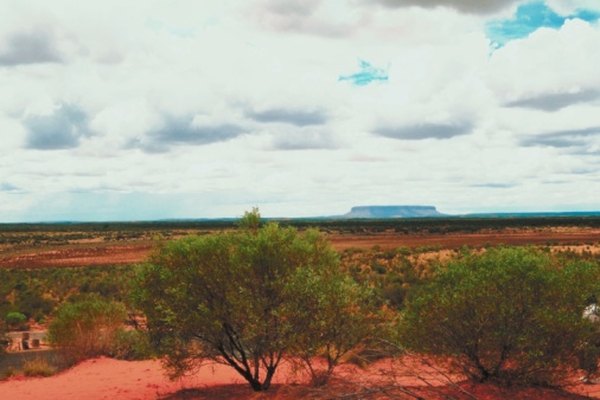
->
(1, 216, 600, 234)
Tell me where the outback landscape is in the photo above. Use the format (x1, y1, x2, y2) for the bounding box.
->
(2, 0, 600, 399)
(1, 214, 600, 399)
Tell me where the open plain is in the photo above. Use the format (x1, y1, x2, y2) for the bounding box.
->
(1, 218, 599, 269)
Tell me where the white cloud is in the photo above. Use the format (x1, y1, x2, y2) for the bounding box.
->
(0, 0, 598, 221)
(487, 19, 600, 104)
(372, 0, 520, 15)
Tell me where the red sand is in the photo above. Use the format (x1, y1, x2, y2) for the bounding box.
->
(2, 357, 600, 400)
(0, 358, 242, 400)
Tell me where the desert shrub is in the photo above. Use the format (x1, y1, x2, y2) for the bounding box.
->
(22, 358, 57, 377)
(5, 311, 28, 330)
(339, 248, 432, 309)
(284, 268, 379, 385)
(48, 295, 127, 364)
(400, 247, 600, 386)
(109, 329, 155, 360)
(134, 209, 357, 391)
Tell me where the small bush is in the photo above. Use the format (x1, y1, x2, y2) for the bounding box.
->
(400, 247, 600, 386)
(22, 358, 57, 377)
(5, 312, 28, 330)
(109, 329, 155, 360)
(48, 295, 127, 364)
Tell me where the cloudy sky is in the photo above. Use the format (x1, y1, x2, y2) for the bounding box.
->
(1, 0, 599, 221)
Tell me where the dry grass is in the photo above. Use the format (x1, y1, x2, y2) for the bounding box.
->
(22, 358, 57, 377)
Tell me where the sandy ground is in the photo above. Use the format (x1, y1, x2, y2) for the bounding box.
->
(3, 357, 600, 400)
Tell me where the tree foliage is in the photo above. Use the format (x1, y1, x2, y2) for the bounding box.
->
(134, 210, 374, 391)
(284, 268, 379, 385)
(5, 311, 27, 330)
(400, 247, 600, 385)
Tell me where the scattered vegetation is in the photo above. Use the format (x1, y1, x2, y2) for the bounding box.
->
(0, 265, 136, 324)
(339, 246, 440, 309)
(1, 216, 599, 391)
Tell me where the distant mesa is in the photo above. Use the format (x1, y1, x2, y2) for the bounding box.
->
(343, 205, 445, 219)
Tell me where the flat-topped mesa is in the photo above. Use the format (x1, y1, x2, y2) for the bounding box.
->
(344, 205, 444, 219)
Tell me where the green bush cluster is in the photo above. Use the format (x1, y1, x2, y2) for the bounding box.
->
(132, 212, 600, 390)
(400, 247, 600, 385)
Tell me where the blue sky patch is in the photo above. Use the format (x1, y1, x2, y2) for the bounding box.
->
(339, 60, 389, 86)
(486, 1, 600, 49)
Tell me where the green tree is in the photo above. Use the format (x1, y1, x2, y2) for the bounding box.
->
(400, 247, 600, 385)
(237, 207, 261, 230)
(134, 212, 344, 391)
(48, 295, 127, 364)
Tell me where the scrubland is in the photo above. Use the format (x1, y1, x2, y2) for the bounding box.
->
(1, 215, 600, 399)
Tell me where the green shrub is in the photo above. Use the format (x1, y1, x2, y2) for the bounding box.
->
(48, 295, 127, 364)
(284, 269, 380, 385)
(400, 247, 600, 386)
(109, 329, 155, 361)
(22, 358, 57, 377)
(5, 311, 28, 330)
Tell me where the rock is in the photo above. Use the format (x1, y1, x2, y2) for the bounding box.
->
(343, 205, 444, 219)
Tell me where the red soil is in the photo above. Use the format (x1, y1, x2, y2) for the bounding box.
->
(1, 357, 599, 400)
(326, 230, 600, 251)
(1, 229, 598, 269)
(0, 244, 153, 269)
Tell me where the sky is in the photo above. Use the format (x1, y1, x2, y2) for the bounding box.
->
(0, 0, 599, 222)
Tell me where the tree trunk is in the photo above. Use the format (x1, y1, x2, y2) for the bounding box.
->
(262, 366, 276, 391)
